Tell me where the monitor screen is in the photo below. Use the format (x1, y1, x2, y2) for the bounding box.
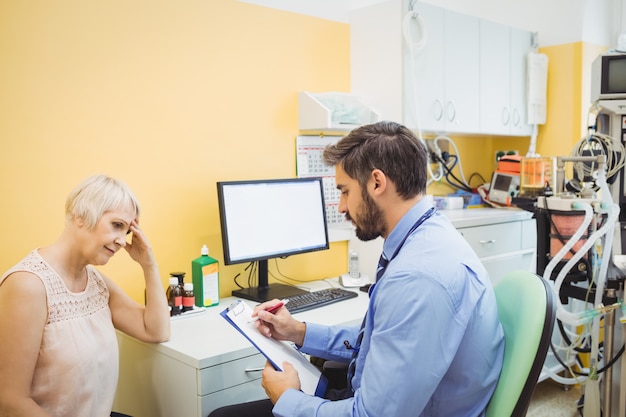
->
(600, 54, 626, 95)
(217, 177, 329, 302)
(606, 56, 626, 93)
(493, 173, 512, 191)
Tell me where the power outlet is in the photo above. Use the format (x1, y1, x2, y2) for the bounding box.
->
(425, 139, 449, 163)
(495, 149, 518, 164)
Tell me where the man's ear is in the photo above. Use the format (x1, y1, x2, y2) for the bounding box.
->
(370, 169, 387, 194)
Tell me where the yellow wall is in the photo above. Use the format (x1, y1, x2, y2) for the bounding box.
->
(0, 0, 349, 303)
(0, 0, 609, 303)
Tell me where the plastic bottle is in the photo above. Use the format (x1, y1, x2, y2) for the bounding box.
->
(182, 283, 195, 313)
(192, 244, 219, 307)
(166, 277, 182, 316)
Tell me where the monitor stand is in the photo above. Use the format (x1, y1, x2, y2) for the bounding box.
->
(232, 283, 309, 304)
(230, 260, 309, 303)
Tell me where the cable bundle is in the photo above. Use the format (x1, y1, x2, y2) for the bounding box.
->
(570, 132, 625, 185)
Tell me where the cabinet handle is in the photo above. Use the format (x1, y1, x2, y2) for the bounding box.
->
(432, 99, 444, 121)
(245, 367, 265, 372)
(512, 108, 521, 127)
(501, 107, 511, 126)
(446, 100, 457, 123)
(479, 239, 496, 244)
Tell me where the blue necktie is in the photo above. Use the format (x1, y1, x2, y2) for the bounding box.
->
(346, 253, 388, 390)
(375, 252, 389, 282)
(345, 207, 435, 392)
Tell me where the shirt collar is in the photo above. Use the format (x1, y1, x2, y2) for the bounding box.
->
(381, 197, 434, 261)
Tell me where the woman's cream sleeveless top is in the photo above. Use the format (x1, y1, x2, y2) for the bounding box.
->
(1, 250, 118, 417)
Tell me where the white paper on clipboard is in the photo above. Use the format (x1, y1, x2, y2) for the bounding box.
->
(220, 300, 328, 397)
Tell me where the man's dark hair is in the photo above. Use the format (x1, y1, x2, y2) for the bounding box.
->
(322, 120, 428, 199)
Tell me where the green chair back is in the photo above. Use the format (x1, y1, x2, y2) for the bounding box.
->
(486, 270, 556, 417)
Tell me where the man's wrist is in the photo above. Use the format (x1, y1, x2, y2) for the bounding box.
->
(294, 321, 307, 347)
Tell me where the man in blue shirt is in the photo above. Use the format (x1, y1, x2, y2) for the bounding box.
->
(209, 121, 504, 417)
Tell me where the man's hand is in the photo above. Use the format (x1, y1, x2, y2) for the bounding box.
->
(252, 300, 306, 346)
(261, 361, 301, 404)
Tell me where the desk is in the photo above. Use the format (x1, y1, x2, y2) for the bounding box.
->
(113, 279, 369, 417)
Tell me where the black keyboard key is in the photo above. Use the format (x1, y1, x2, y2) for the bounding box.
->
(284, 288, 358, 314)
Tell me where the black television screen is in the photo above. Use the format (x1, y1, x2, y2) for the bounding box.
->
(217, 177, 329, 302)
(600, 54, 626, 95)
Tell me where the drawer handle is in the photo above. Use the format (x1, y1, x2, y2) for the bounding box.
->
(479, 239, 496, 244)
(245, 367, 265, 372)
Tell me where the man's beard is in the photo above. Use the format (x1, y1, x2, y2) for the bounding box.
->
(347, 189, 386, 241)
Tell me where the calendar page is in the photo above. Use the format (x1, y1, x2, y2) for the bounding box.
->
(295, 135, 349, 226)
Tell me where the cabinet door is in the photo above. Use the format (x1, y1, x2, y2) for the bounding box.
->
(479, 20, 511, 135)
(444, 10, 480, 133)
(509, 27, 533, 136)
(480, 22, 533, 136)
(404, 2, 445, 131)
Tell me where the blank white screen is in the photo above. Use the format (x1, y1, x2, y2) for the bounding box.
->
(219, 179, 328, 264)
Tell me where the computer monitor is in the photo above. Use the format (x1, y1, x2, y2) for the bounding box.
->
(217, 177, 330, 303)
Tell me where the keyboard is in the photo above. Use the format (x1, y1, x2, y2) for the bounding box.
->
(284, 288, 358, 314)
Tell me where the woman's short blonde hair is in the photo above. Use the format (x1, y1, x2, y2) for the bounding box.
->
(65, 175, 141, 230)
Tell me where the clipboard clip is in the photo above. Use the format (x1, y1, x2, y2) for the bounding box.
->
(227, 300, 246, 316)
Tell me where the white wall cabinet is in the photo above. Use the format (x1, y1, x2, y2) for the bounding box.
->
(479, 21, 533, 136)
(403, 3, 480, 133)
(351, 0, 533, 137)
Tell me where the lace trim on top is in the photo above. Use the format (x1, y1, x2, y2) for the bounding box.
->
(2, 250, 109, 324)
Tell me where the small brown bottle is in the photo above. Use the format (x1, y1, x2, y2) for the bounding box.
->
(182, 283, 195, 313)
(166, 277, 182, 316)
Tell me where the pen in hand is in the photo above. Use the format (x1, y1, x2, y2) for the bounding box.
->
(249, 299, 290, 323)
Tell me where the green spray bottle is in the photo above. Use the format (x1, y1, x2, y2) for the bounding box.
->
(191, 244, 220, 307)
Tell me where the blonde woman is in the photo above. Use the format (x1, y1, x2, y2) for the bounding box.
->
(0, 175, 170, 417)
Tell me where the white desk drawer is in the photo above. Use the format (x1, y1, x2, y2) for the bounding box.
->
(199, 353, 265, 395)
(521, 218, 537, 250)
(482, 251, 535, 285)
(458, 221, 521, 258)
(201, 379, 268, 416)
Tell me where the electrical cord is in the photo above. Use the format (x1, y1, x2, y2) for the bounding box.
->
(550, 336, 625, 377)
(428, 134, 474, 192)
(467, 172, 488, 188)
(573, 106, 625, 185)
(432, 153, 472, 192)
(402, 2, 426, 54)
(434, 135, 472, 187)
(232, 262, 254, 290)
(570, 132, 625, 185)
(401, 0, 446, 186)
(249, 262, 257, 288)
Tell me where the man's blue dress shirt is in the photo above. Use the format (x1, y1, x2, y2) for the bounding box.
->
(272, 198, 505, 417)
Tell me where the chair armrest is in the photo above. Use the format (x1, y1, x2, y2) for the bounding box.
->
(322, 360, 349, 373)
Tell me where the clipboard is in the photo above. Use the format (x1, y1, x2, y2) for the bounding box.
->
(220, 300, 328, 397)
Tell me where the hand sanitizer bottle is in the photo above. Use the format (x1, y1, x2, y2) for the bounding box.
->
(191, 245, 219, 307)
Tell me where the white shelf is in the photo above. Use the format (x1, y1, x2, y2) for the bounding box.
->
(298, 91, 379, 131)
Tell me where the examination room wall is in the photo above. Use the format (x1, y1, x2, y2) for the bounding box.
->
(0, 0, 605, 302)
(0, 0, 351, 302)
